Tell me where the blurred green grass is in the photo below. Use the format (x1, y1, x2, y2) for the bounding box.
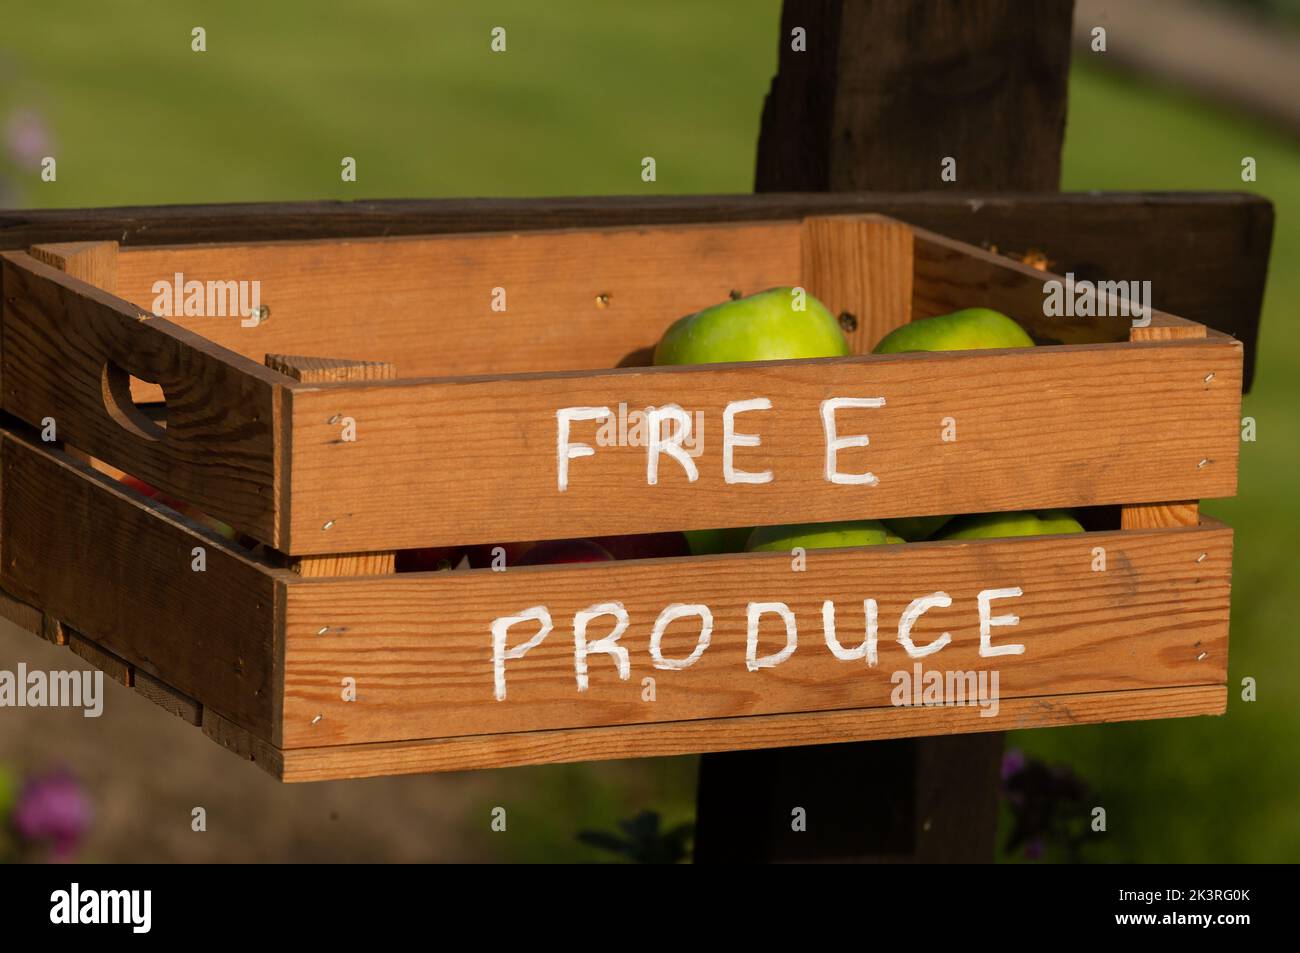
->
(1, 0, 777, 202)
(3, 1, 1295, 862)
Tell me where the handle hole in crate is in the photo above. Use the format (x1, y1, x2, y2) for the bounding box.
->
(101, 362, 167, 442)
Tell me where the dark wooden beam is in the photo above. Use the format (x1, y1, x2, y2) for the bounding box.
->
(694, 0, 1078, 866)
(0, 191, 1268, 387)
(756, 0, 1076, 191)
(695, 734, 1003, 863)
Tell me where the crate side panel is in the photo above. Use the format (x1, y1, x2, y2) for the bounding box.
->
(0, 253, 283, 544)
(113, 223, 802, 379)
(280, 523, 1231, 748)
(0, 431, 281, 739)
(285, 338, 1241, 553)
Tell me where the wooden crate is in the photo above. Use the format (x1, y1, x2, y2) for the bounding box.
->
(0, 214, 1241, 781)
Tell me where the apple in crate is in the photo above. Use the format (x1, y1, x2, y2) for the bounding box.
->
(117, 474, 237, 541)
(517, 539, 614, 566)
(882, 514, 954, 542)
(684, 527, 753, 556)
(937, 510, 1084, 540)
(873, 307, 1034, 354)
(653, 287, 849, 366)
(876, 308, 1036, 540)
(746, 519, 903, 552)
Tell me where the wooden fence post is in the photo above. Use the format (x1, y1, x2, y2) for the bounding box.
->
(694, 0, 1077, 863)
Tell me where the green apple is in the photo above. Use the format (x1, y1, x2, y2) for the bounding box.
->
(873, 307, 1034, 354)
(937, 509, 1084, 540)
(654, 287, 850, 365)
(883, 514, 954, 542)
(746, 519, 903, 553)
(685, 527, 753, 556)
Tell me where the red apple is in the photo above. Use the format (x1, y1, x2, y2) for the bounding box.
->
(591, 531, 690, 560)
(118, 474, 161, 499)
(465, 541, 537, 569)
(117, 473, 237, 541)
(395, 546, 464, 573)
(517, 539, 614, 566)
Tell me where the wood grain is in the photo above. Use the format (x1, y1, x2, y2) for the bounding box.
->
(202, 708, 283, 772)
(801, 215, 913, 352)
(29, 241, 119, 295)
(0, 429, 285, 741)
(0, 586, 44, 636)
(1, 251, 287, 545)
(265, 354, 397, 384)
(1122, 315, 1213, 531)
(755, 1, 1075, 193)
(1122, 502, 1201, 530)
(282, 335, 1242, 554)
(112, 223, 802, 380)
(279, 521, 1231, 748)
(134, 670, 203, 726)
(67, 629, 132, 686)
(265, 354, 397, 576)
(1131, 312, 1208, 342)
(27, 241, 143, 404)
(272, 684, 1226, 782)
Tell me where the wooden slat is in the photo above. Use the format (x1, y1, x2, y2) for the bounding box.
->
(29, 241, 119, 295)
(800, 215, 913, 352)
(0, 192, 1270, 387)
(67, 629, 133, 686)
(265, 354, 397, 383)
(5, 579, 205, 726)
(265, 354, 397, 576)
(25, 240, 150, 422)
(911, 225, 1202, 347)
(1131, 312, 1209, 342)
(273, 685, 1227, 782)
(1123, 316, 1212, 531)
(1122, 501, 1201, 530)
(0, 586, 44, 635)
(134, 670, 203, 726)
(0, 429, 286, 741)
(279, 521, 1232, 748)
(0, 251, 286, 545)
(202, 709, 283, 773)
(110, 223, 802, 379)
(282, 335, 1241, 554)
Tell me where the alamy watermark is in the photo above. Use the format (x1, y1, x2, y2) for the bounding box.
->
(0, 664, 103, 717)
(150, 272, 264, 327)
(890, 662, 1000, 717)
(50, 883, 151, 933)
(593, 401, 705, 456)
(1043, 273, 1151, 327)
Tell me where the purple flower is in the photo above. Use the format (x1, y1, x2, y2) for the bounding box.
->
(1001, 747, 1027, 782)
(9, 770, 92, 860)
(1024, 837, 1046, 860)
(5, 109, 53, 165)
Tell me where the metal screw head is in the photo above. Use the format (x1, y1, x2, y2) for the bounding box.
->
(838, 311, 859, 333)
(594, 293, 611, 309)
(250, 304, 271, 323)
